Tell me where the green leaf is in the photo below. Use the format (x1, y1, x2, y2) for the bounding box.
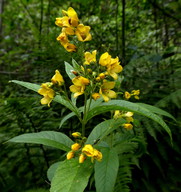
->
(136, 103, 176, 121)
(72, 58, 80, 69)
(50, 159, 93, 192)
(47, 161, 62, 182)
(59, 111, 76, 128)
(10, 80, 81, 118)
(86, 100, 172, 140)
(86, 119, 126, 145)
(10, 80, 40, 92)
(8, 131, 74, 151)
(64, 61, 76, 80)
(95, 148, 119, 192)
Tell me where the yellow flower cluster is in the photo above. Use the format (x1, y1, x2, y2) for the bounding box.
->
(114, 111, 134, 130)
(55, 7, 92, 52)
(38, 70, 64, 106)
(67, 132, 102, 163)
(124, 90, 140, 100)
(69, 50, 123, 102)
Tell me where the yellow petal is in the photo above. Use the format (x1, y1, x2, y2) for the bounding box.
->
(51, 70, 64, 86)
(62, 27, 75, 35)
(40, 96, 53, 107)
(75, 24, 92, 42)
(82, 144, 94, 157)
(92, 93, 101, 100)
(102, 81, 115, 89)
(63, 43, 77, 52)
(102, 94, 110, 102)
(106, 90, 117, 99)
(69, 85, 81, 93)
(99, 52, 111, 66)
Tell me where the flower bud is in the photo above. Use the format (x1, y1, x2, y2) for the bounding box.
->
(79, 153, 86, 163)
(66, 151, 74, 160)
(72, 132, 81, 138)
(71, 143, 81, 151)
(96, 77, 101, 81)
(99, 73, 105, 79)
(123, 123, 133, 130)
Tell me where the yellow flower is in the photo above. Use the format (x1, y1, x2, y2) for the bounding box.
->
(69, 76, 90, 98)
(62, 7, 79, 27)
(82, 144, 102, 162)
(99, 52, 111, 67)
(131, 90, 140, 99)
(79, 153, 86, 163)
(99, 81, 117, 102)
(124, 91, 131, 100)
(55, 16, 70, 28)
(106, 57, 123, 80)
(72, 132, 81, 138)
(62, 26, 75, 35)
(63, 43, 77, 52)
(71, 143, 81, 151)
(124, 112, 134, 122)
(67, 151, 74, 160)
(75, 24, 92, 42)
(38, 83, 55, 107)
(51, 70, 64, 86)
(56, 32, 69, 45)
(92, 149, 102, 162)
(123, 123, 133, 130)
(82, 144, 94, 157)
(125, 112, 134, 117)
(84, 50, 97, 65)
(113, 110, 122, 119)
(92, 93, 101, 100)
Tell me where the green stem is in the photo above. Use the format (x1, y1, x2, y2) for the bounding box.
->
(82, 93, 88, 137)
(62, 83, 82, 123)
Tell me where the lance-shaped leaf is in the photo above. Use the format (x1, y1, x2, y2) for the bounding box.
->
(8, 131, 74, 151)
(136, 103, 176, 121)
(95, 147, 119, 192)
(47, 161, 62, 182)
(86, 119, 126, 145)
(50, 159, 93, 192)
(10, 80, 81, 118)
(86, 100, 172, 140)
(65, 61, 76, 80)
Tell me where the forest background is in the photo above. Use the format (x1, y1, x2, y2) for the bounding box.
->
(0, 0, 181, 192)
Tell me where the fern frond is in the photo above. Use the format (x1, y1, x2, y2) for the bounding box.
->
(156, 89, 181, 109)
(114, 155, 132, 192)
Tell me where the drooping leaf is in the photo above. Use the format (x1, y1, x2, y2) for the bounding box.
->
(8, 131, 74, 151)
(86, 119, 126, 145)
(50, 159, 93, 192)
(86, 100, 172, 140)
(47, 161, 62, 182)
(59, 105, 84, 128)
(136, 103, 176, 121)
(95, 147, 119, 192)
(10, 80, 81, 118)
(59, 111, 76, 128)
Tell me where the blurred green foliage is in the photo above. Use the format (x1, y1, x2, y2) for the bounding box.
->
(0, 0, 181, 191)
